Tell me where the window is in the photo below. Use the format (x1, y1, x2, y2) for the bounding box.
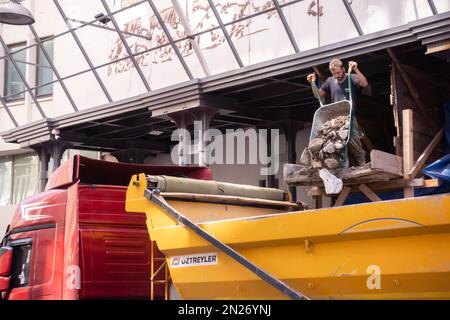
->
(0, 157, 12, 206)
(8, 239, 32, 289)
(3, 39, 54, 100)
(4, 43, 26, 101)
(62, 149, 100, 163)
(0, 154, 38, 206)
(36, 39, 54, 96)
(12, 155, 38, 205)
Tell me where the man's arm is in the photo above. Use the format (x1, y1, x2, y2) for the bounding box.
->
(348, 61, 368, 88)
(307, 73, 327, 98)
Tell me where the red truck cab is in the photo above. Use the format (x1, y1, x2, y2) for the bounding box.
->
(0, 155, 211, 300)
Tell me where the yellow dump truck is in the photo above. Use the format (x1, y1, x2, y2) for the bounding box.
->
(126, 173, 450, 300)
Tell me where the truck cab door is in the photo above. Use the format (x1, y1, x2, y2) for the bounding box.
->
(0, 238, 33, 300)
(0, 246, 13, 298)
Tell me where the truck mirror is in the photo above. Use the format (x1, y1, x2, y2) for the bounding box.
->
(0, 247, 12, 292)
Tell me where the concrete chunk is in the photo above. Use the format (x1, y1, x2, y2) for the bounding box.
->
(319, 168, 343, 194)
(338, 129, 348, 140)
(322, 142, 336, 154)
(308, 138, 324, 153)
(324, 158, 340, 169)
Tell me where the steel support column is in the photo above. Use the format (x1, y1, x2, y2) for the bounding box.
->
(32, 145, 50, 192)
(50, 141, 71, 172)
(192, 108, 219, 167)
(282, 120, 303, 202)
(32, 140, 72, 191)
(169, 113, 191, 166)
(265, 130, 277, 189)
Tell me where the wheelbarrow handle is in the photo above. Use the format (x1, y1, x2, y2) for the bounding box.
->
(311, 80, 324, 108)
(348, 64, 354, 74)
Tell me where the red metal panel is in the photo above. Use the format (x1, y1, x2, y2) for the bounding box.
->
(0, 247, 12, 276)
(6, 230, 35, 300)
(31, 227, 64, 300)
(6, 191, 67, 300)
(75, 156, 212, 186)
(9, 190, 66, 231)
(6, 155, 213, 300)
(45, 155, 212, 192)
(62, 184, 80, 300)
(44, 157, 76, 191)
(77, 185, 156, 299)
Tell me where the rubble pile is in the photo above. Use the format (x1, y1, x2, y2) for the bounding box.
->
(307, 115, 350, 169)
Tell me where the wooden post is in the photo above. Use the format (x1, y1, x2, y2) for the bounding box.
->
(358, 184, 382, 202)
(408, 127, 444, 179)
(402, 109, 414, 198)
(387, 49, 432, 127)
(314, 196, 322, 209)
(334, 186, 351, 207)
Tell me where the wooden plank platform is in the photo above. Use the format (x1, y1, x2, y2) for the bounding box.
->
(285, 150, 403, 187)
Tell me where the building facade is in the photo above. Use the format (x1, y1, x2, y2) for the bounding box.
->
(1, 0, 449, 233)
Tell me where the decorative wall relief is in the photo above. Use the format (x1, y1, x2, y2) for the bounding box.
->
(107, 0, 285, 76)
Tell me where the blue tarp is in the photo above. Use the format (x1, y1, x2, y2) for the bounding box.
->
(422, 154, 450, 183)
(344, 180, 450, 205)
(421, 101, 450, 182)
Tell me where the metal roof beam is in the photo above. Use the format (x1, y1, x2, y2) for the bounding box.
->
(101, 0, 151, 92)
(93, 122, 159, 138)
(58, 131, 170, 152)
(171, 0, 210, 76)
(223, 73, 310, 95)
(146, 0, 193, 80)
(71, 112, 155, 132)
(0, 35, 46, 119)
(342, 0, 364, 36)
(53, 0, 113, 102)
(0, 0, 303, 61)
(0, 94, 18, 127)
(0, 0, 149, 60)
(206, 0, 244, 68)
(241, 87, 311, 104)
(273, 0, 300, 52)
(67, 17, 152, 41)
(427, 0, 438, 15)
(6, 59, 51, 69)
(29, 25, 78, 112)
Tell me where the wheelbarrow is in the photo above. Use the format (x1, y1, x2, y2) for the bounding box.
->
(309, 66, 355, 168)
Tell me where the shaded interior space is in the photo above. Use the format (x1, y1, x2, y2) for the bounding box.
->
(54, 40, 450, 170)
(209, 41, 449, 162)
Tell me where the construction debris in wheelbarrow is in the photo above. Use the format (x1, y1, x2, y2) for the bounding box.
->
(308, 115, 350, 170)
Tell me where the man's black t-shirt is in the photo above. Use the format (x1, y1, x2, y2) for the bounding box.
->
(320, 74, 362, 137)
(320, 74, 360, 104)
